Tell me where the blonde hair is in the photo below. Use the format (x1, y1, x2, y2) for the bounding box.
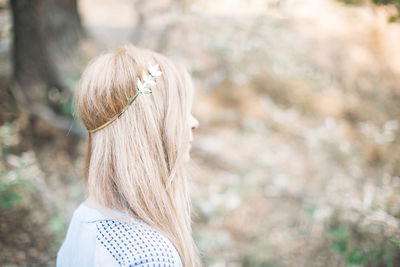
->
(75, 44, 202, 266)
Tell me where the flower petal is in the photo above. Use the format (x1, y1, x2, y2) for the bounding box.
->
(149, 64, 162, 77)
(137, 78, 144, 92)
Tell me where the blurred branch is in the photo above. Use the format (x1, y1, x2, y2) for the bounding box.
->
(131, 0, 185, 51)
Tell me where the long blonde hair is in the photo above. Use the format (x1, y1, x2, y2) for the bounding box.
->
(75, 44, 202, 266)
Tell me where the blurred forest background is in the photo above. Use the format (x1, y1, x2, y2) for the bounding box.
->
(0, 0, 400, 266)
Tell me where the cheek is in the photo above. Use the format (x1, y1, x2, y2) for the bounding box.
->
(184, 147, 191, 162)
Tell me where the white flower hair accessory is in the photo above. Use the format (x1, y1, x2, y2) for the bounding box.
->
(136, 63, 162, 94)
(88, 63, 163, 133)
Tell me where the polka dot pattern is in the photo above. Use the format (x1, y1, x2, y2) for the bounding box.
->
(96, 219, 179, 266)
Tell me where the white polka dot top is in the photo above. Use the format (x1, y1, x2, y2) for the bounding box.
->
(56, 201, 183, 267)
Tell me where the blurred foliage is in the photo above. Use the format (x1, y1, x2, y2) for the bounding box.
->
(0, 1, 6, 11)
(0, 172, 22, 210)
(337, 0, 365, 4)
(337, 0, 400, 21)
(50, 213, 66, 248)
(51, 74, 80, 116)
(329, 224, 398, 266)
(0, 170, 33, 210)
(0, 119, 68, 264)
(58, 96, 74, 116)
(373, 0, 400, 22)
(330, 225, 348, 255)
(372, 0, 400, 4)
(0, 123, 34, 210)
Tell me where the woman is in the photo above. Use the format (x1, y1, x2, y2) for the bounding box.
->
(57, 44, 202, 266)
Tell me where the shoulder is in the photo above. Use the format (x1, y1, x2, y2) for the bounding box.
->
(57, 204, 103, 267)
(95, 219, 182, 267)
(57, 202, 182, 267)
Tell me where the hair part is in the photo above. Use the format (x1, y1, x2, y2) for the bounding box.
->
(75, 44, 201, 266)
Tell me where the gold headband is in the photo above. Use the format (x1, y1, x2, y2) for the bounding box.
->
(88, 63, 162, 133)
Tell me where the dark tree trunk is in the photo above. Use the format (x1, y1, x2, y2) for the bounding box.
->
(9, 0, 85, 135)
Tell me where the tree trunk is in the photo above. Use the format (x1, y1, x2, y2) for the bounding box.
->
(10, 0, 85, 135)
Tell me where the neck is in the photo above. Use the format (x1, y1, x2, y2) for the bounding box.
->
(84, 194, 144, 225)
(84, 194, 100, 209)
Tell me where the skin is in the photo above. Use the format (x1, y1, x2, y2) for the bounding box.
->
(185, 113, 199, 162)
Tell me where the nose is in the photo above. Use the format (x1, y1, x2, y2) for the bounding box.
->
(190, 115, 199, 130)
